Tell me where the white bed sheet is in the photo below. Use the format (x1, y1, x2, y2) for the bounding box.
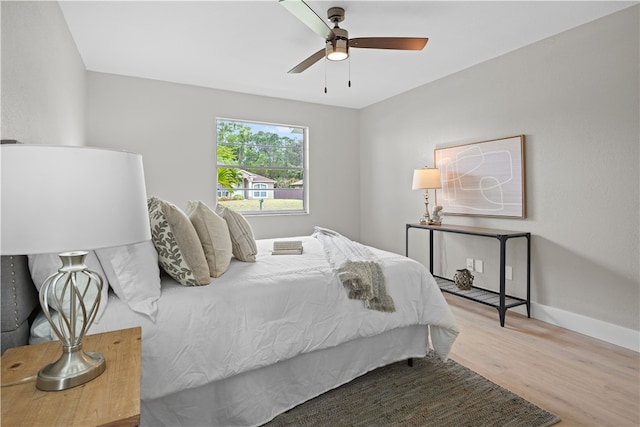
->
(85, 236, 458, 402)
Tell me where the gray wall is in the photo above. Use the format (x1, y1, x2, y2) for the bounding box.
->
(1, 1, 85, 146)
(85, 72, 361, 240)
(359, 6, 639, 338)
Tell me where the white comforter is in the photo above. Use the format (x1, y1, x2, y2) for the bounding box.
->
(87, 236, 458, 401)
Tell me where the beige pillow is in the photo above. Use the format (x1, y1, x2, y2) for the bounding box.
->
(147, 197, 211, 286)
(185, 201, 233, 278)
(215, 205, 258, 262)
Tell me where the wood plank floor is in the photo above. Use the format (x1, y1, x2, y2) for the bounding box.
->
(445, 294, 640, 426)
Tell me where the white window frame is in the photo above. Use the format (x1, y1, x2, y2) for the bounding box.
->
(216, 118, 309, 215)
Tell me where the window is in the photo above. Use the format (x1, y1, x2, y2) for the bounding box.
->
(216, 118, 307, 214)
(253, 183, 267, 198)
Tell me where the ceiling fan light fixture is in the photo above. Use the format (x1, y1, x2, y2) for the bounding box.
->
(326, 27, 349, 61)
(326, 39, 348, 61)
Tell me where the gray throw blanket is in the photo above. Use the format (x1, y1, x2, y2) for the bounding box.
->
(312, 227, 395, 312)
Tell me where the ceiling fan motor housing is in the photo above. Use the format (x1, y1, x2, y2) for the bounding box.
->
(327, 7, 345, 23)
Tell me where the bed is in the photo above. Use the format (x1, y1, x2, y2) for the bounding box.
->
(2, 219, 458, 426)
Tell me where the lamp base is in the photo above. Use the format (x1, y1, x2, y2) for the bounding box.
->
(419, 218, 442, 226)
(36, 345, 106, 391)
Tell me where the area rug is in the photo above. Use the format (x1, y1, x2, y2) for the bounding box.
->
(262, 353, 560, 427)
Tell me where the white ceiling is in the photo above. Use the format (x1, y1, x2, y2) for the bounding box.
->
(59, 1, 636, 109)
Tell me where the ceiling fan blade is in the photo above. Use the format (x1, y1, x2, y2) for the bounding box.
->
(349, 37, 428, 50)
(288, 48, 325, 74)
(279, 0, 335, 41)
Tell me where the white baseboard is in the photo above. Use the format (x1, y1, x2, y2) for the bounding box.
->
(530, 302, 639, 352)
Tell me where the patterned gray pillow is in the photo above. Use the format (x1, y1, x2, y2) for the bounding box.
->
(215, 205, 258, 262)
(148, 197, 211, 286)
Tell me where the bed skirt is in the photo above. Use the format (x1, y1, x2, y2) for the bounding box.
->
(141, 324, 431, 427)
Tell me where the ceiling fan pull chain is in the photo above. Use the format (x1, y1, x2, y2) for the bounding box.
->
(324, 58, 328, 93)
(348, 57, 351, 88)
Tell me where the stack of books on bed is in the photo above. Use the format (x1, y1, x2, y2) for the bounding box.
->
(272, 240, 303, 255)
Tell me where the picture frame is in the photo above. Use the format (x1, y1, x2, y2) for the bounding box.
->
(434, 135, 526, 218)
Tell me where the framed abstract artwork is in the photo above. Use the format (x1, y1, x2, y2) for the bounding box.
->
(434, 135, 526, 218)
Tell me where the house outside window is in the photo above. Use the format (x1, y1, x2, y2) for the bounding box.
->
(216, 118, 307, 214)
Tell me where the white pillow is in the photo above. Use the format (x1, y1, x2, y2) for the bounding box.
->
(30, 311, 61, 344)
(215, 205, 258, 262)
(95, 240, 161, 321)
(28, 251, 109, 324)
(185, 200, 233, 278)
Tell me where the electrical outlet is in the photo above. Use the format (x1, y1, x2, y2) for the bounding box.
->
(466, 258, 474, 270)
(506, 266, 513, 280)
(475, 260, 484, 273)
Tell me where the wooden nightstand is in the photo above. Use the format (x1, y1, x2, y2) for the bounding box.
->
(1, 327, 141, 427)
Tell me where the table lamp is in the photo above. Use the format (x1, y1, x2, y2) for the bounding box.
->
(1, 145, 150, 391)
(412, 167, 442, 225)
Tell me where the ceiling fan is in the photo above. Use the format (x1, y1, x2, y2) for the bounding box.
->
(279, 0, 428, 74)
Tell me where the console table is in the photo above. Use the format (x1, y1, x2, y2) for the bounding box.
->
(406, 223, 530, 326)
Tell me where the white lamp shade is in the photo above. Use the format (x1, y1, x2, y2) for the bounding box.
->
(1, 145, 151, 255)
(412, 168, 442, 190)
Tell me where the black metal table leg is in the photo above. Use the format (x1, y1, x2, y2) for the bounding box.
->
(429, 229, 434, 275)
(405, 225, 409, 257)
(526, 234, 531, 318)
(499, 235, 507, 327)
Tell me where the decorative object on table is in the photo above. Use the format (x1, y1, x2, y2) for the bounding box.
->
(0, 145, 150, 391)
(453, 268, 474, 290)
(431, 205, 444, 225)
(412, 167, 442, 225)
(434, 135, 526, 218)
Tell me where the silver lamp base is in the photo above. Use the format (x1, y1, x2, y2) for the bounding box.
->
(36, 251, 106, 391)
(37, 344, 106, 391)
(419, 189, 433, 225)
(36, 344, 107, 391)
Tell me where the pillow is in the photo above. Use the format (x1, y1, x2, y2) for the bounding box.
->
(215, 205, 257, 262)
(95, 240, 162, 320)
(185, 201, 233, 278)
(30, 311, 59, 344)
(28, 250, 109, 324)
(147, 197, 211, 286)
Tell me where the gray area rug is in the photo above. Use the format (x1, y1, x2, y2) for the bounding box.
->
(263, 353, 560, 427)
